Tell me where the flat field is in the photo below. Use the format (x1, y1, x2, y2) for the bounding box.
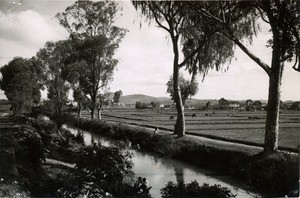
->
(80, 108, 300, 150)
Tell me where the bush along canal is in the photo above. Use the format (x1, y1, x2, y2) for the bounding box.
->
(61, 114, 299, 197)
(64, 125, 258, 198)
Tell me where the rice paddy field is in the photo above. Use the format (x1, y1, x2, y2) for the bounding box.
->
(80, 108, 300, 151)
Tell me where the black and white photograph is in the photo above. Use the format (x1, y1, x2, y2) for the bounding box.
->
(0, 0, 299, 197)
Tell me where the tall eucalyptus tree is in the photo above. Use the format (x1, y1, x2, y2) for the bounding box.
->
(133, 1, 235, 137)
(185, 0, 300, 154)
(56, 0, 126, 119)
(37, 41, 72, 125)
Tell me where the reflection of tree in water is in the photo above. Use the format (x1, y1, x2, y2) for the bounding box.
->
(151, 154, 184, 183)
(91, 133, 95, 145)
(97, 137, 102, 146)
(75, 128, 80, 136)
(174, 165, 184, 183)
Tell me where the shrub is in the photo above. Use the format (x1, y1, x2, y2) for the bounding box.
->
(161, 180, 235, 198)
(57, 181, 113, 198)
(74, 132, 84, 143)
(70, 145, 133, 195)
(0, 179, 30, 198)
(15, 126, 48, 165)
(135, 101, 148, 109)
(30, 117, 57, 132)
(243, 152, 299, 196)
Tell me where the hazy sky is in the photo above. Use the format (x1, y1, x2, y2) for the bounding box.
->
(0, 0, 299, 101)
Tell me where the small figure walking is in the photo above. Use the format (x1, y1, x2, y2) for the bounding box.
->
(153, 127, 158, 134)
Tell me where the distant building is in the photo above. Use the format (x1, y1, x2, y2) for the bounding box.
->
(158, 104, 164, 109)
(228, 102, 240, 109)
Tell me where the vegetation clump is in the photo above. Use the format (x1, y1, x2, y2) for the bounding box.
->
(241, 152, 299, 196)
(5, 113, 137, 197)
(0, 178, 30, 198)
(161, 180, 235, 198)
(56, 145, 133, 197)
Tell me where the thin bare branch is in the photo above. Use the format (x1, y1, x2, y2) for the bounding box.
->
(148, 3, 170, 33)
(253, 1, 270, 24)
(232, 37, 272, 75)
(198, 8, 226, 24)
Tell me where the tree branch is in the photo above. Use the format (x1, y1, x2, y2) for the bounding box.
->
(198, 8, 226, 24)
(253, 1, 270, 24)
(149, 2, 171, 33)
(232, 37, 272, 75)
(178, 36, 208, 68)
(192, 4, 272, 76)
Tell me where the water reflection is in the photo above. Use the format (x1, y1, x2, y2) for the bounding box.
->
(63, 125, 259, 198)
(174, 165, 184, 183)
(91, 134, 95, 145)
(64, 125, 111, 147)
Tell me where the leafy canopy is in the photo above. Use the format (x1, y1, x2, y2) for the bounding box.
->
(0, 57, 45, 114)
(166, 73, 199, 105)
(133, 1, 236, 78)
(56, 0, 126, 115)
(113, 90, 122, 104)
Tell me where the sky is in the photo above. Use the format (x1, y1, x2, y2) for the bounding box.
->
(0, 0, 299, 101)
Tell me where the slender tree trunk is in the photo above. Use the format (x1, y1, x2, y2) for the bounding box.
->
(90, 107, 95, 120)
(264, 73, 281, 154)
(77, 101, 82, 117)
(174, 71, 186, 137)
(264, 41, 283, 154)
(90, 91, 97, 120)
(55, 102, 63, 128)
(97, 108, 101, 120)
(171, 35, 185, 137)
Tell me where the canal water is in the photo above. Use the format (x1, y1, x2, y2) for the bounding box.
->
(63, 124, 259, 198)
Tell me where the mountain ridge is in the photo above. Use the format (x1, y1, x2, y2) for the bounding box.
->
(118, 94, 296, 106)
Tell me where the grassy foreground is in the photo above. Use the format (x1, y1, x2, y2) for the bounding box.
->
(63, 114, 299, 197)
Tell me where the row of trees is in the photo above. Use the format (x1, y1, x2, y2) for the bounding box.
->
(0, 0, 299, 155)
(133, 0, 299, 154)
(0, 1, 126, 122)
(218, 98, 263, 110)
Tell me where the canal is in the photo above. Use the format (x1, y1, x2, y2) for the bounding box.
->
(63, 124, 259, 198)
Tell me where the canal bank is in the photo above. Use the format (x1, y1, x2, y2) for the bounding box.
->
(64, 124, 259, 198)
(62, 114, 299, 197)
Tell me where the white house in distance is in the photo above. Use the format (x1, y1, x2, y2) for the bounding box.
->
(228, 103, 240, 108)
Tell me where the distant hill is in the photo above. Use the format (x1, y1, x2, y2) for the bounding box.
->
(284, 100, 296, 104)
(156, 97, 170, 102)
(119, 94, 219, 108)
(117, 93, 296, 108)
(120, 94, 160, 105)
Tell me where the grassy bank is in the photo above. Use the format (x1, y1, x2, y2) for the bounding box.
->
(63, 114, 299, 197)
(2, 112, 136, 197)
